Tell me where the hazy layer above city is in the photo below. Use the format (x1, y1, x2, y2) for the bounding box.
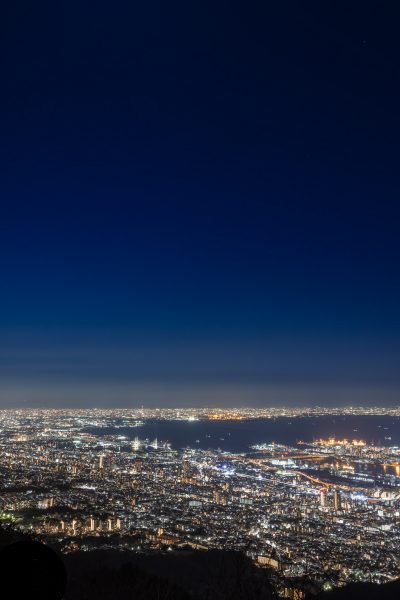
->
(1, 334, 400, 407)
(0, 381, 399, 408)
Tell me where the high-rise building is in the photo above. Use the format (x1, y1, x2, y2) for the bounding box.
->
(333, 489, 341, 511)
(213, 489, 227, 506)
(181, 458, 189, 482)
(320, 488, 328, 508)
(213, 490, 221, 504)
(133, 459, 142, 474)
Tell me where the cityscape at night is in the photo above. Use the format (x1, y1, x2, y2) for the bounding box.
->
(1, 408, 400, 596)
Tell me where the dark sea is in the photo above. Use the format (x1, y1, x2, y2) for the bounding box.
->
(87, 415, 400, 452)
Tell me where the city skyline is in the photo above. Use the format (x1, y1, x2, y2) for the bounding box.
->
(1, 406, 400, 593)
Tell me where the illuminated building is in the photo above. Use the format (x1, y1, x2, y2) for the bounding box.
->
(333, 490, 341, 511)
(181, 458, 189, 482)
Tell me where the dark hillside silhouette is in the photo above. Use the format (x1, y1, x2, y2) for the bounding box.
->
(1, 527, 400, 600)
(65, 549, 275, 600)
(312, 580, 400, 600)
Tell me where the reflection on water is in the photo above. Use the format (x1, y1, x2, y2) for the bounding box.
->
(86, 415, 400, 453)
(297, 456, 400, 487)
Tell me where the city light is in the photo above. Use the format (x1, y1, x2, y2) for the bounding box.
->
(0, 407, 399, 591)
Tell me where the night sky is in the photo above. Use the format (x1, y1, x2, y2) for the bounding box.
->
(1, 1, 400, 407)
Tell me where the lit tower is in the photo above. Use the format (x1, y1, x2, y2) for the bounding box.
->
(132, 437, 140, 451)
(333, 489, 341, 511)
(320, 488, 328, 508)
(181, 458, 189, 482)
(213, 489, 221, 504)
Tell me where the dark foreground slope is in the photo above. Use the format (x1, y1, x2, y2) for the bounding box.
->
(64, 550, 400, 600)
(1, 528, 399, 600)
(313, 580, 400, 600)
(0, 530, 276, 600)
(64, 549, 275, 600)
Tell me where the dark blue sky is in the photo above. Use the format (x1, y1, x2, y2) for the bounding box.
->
(1, 1, 400, 406)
